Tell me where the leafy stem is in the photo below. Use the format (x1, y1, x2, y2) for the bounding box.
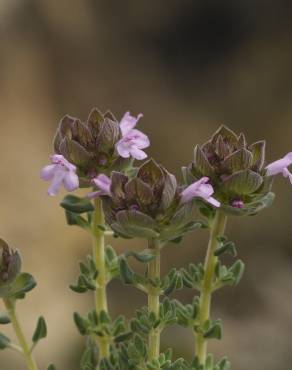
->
(195, 211, 227, 365)
(147, 238, 161, 361)
(92, 197, 110, 359)
(3, 298, 38, 370)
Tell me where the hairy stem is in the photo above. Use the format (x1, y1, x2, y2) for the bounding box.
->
(92, 197, 110, 359)
(147, 238, 161, 361)
(3, 298, 38, 370)
(195, 211, 227, 365)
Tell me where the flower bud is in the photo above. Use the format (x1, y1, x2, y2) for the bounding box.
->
(101, 159, 195, 241)
(184, 125, 275, 215)
(53, 109, 130, 186)
(0, 239, 21, 287)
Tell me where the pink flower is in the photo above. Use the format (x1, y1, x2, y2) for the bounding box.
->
(116, 112, 150, 160)
(266, 152, 292, 184)
(181, 177, 220, 207)
(87, 174, 111, 199)
(41, 154, 79, 196)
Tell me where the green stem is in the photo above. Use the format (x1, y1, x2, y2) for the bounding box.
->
(92, 197, 110, 359)
(3, 298, 38, 370)
(147, 238, 161, 361)
(195, 211, 227, 365)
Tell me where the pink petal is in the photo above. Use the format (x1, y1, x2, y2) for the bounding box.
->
(266, 152, 292, 176)
(116, 140, 131, 158)
(87, 191, 102, 199)
(283, 168, 292, 184)
(40, 164, 56, 181)
(130, 147, 148, 160)
(129, 129, 150, 149)
(119, 112, 143, 136)
(47, 171, 66, 196)
(93, 174, 111, 195)
(63, 171, 79, 192)
(180, 177, 210, 203)
(206, 196, 221, 207)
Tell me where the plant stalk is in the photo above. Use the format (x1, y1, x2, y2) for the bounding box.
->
(3, 298, 38, 370)
(147, 238, 161, 361)
(195, 211, 227, 365)
(92, 197, 110, 359)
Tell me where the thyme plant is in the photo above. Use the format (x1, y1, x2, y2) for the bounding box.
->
(1, 110, 291, 370)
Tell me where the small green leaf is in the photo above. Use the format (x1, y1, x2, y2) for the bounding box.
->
(203, 320, 222, 340)
(60, 195, 94, 214)
(73, 312, 88, 336)
(9, 273, 37, 299)
(119, 257, 134, 284)
(214, 241, 237, 257)
(125, 249, 156, 263)
(32, 316, 47, 343)
(47, 365, 56, 370)
(229, 260, 245, 285)
(0, 332, 10, 349)
(65, 211, 90, 230)
(0, 313, 11, 325)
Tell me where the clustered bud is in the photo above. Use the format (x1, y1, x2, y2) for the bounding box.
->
(0, 239, 21, 287)
(183, 125, 275, 215)
(100, 159, 196, 242)
(53, 109, 130, 186)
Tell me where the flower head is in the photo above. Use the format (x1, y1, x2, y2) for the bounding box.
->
(98, 159, 198, 241)
(0, 239, 21, 287)
(41, 154, 79, 196)
(53, 109, 149, 186)
(116, 112, 150, 160)
(266, 152, 292, 184)
(181, 177, 220, 207)
(183, 125, 274, 216)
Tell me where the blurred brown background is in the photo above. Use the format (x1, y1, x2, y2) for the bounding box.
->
(0, 1, 292, 369)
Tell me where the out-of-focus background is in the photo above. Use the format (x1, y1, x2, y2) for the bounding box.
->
(1, 1, 292, 369)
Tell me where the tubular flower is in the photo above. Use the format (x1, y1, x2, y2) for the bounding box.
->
(183, 125, 275, 216)
(0, 239, 21, 288)
(41, 154, 79, 196)
(53, 108, 149, 186)
(181, 177, 220, 207)
(116, 112, 150, 160)
(266, 152, 292, 184)
(87, 174, 111, 199)
(98, 159, 200, 242)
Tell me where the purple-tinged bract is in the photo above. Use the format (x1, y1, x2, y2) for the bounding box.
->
(99, 159, 199, 242)
(183, 125, 275, 216)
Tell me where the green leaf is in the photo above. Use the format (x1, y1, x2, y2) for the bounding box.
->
(229, 260, 245, 286)
(0, 313, 11, 324)
(65, 210, 90, 230)
(9, 273, 37, 299)
(73, 312, 88, 336)
(32, 316, 47, 343)
(47, 365, 57, 370)
(119, 257, 134, 284)
(203, 320, 222, 339)
(60, 195, 94, 214)
(0, 332, 10, 349)
(214, 241, 237, 257)
(125, 249, 156, 263)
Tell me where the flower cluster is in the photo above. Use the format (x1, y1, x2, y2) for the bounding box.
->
(183, 125, 291, 215)
(92, 159, 218, 242)
(41, 109, 149, 195)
